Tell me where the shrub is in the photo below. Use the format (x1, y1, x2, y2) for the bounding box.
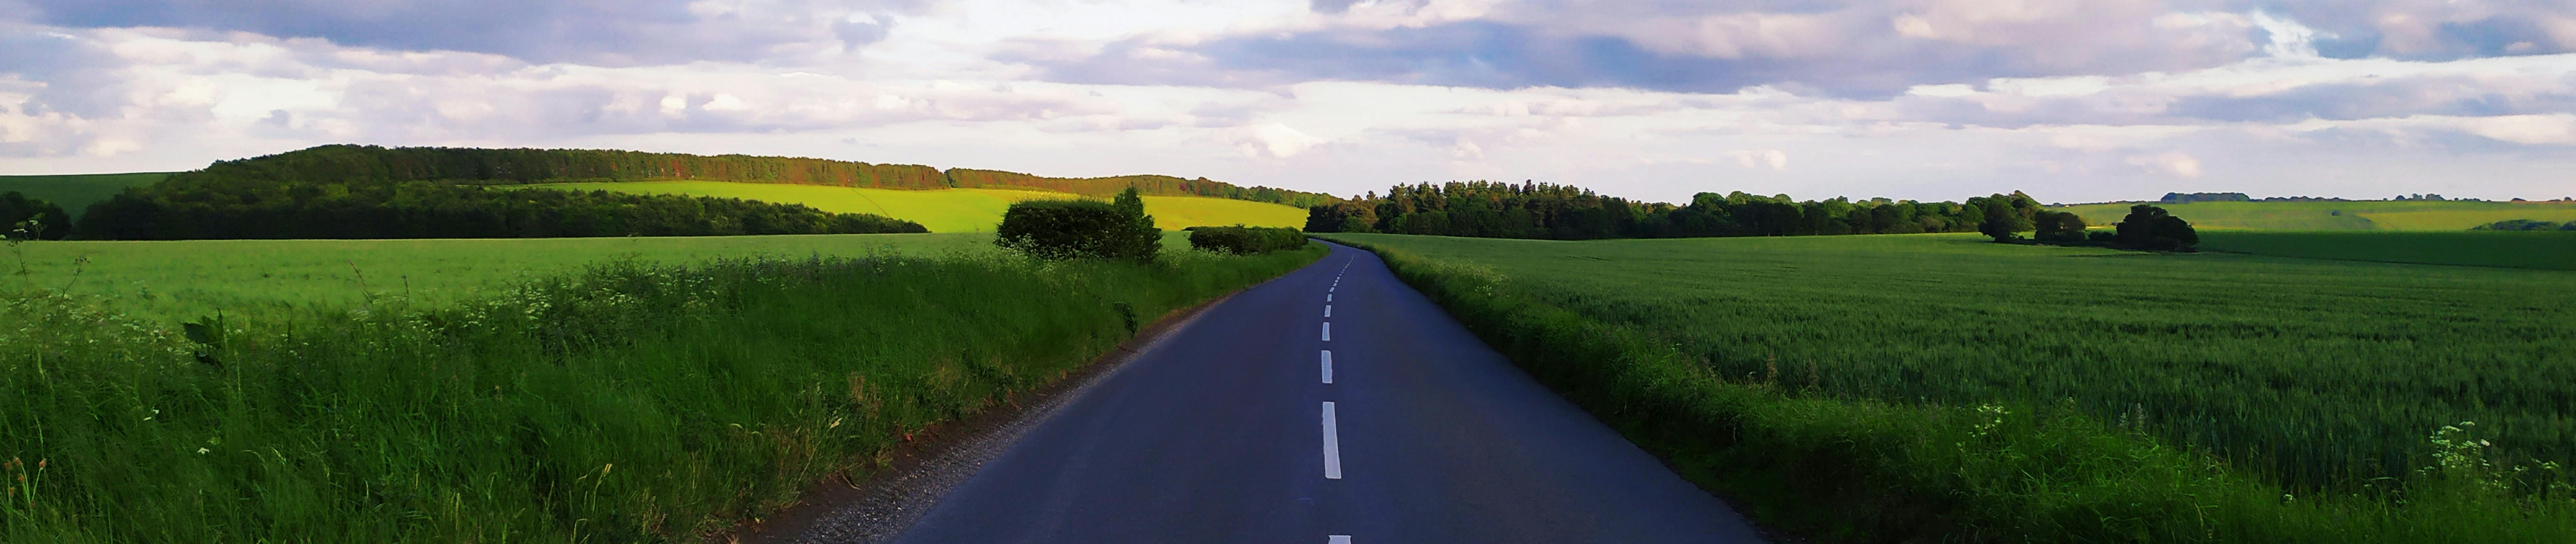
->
(995, 192, 1159, 261)
(1189, 225, 1308, 254)
(2472, 219, 2571, 231)
(0, 192, 69, 240)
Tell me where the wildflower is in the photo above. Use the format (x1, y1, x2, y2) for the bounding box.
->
(196, 448, 210, 455)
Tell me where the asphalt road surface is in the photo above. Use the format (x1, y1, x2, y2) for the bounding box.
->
(886, 243, 1767, 543)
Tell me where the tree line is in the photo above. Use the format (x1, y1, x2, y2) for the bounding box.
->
(1306, 181, 2200, 249)
(76, 180, 925, 240)
(1304, 181, 2041, 239)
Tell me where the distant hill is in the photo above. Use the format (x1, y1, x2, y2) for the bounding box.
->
(178, 144, 1338, 207)
(2053, 200, 2576, 231)
(38, 145, 1339, 239)
(0, 172, 175, 219)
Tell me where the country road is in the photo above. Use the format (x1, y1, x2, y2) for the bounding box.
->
(879, 243, 1767, 543)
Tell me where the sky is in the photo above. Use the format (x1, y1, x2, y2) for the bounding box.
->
(3, 0, 2573, 204)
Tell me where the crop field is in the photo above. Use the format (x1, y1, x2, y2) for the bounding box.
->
(1329, 233, 2575, 491)
(526, 181, 1306, 232)
(2, 231, 1325, 542)
(1, 232, 1236, 322)
(0, 173, 173, 218)
(2201, 230, 2576, 270)
(2, 233, 998, 321)
(2053, 200, 2576, 230)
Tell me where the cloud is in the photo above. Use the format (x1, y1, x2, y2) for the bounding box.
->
(13, 0, 933, 65)
(1011, 0, 2271, 96)
(1231, 122, 1321, 158)
(2124, 151, 2202, 177)
(1726, 149, 1789, 171)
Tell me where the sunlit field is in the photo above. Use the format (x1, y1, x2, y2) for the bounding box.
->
(526, 181, 1307, 232)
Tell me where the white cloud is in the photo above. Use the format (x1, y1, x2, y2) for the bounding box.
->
(2124, 151, 2203, 177)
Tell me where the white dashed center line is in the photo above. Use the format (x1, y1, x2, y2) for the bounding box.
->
(1321, 401, 1343, 480)
(1321, 322, 1331, 342)
(1321, 350, 1333, 384)
(1324, 305, 1332, 317)
(1326, 294, 1332, 302)
(1329, 536, 1352, 544)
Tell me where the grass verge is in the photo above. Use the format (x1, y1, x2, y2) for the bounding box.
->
(1323, 235, 2575, 543)
(0, 244, 1324, 542)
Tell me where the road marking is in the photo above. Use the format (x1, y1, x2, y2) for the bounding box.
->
(1321, 322, 1331, 341)
(1321, 402, 1343, 480)
(1321, 350, 1333, 384)
(1329, 537, 1351, 544)
(1324, 305, 1332, 317)
(1326, 294, 1332, 302)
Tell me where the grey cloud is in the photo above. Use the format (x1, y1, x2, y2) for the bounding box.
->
(0, 27, 132, 117)
(1009, 1, 2261, 98)
(18, 0, 932, 66)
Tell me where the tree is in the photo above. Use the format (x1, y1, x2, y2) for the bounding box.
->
(1976, 197, 2033, 242)
(2117, 204, 2198, 250)
(2032, 210, 2088, 243)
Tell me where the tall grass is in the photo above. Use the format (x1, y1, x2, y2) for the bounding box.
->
(0, 245, 1322, 542)
(1326, 234, 2576, 542)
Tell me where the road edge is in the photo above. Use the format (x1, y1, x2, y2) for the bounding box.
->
(727, 256, 1313, 544)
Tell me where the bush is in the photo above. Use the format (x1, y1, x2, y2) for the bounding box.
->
(0, 192, 70, 240)
(2472, 219, 2572, 231)
(1189, 225, 1308, 254)
(995, 193, 1159, 261)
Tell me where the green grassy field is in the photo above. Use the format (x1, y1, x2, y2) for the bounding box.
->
(527, 181, 1307, 232)
(2055, 200, 2576, 230)
(3, 233, 1325, 542)
(3, 233, 1004, 321)
(0, 173, 173, 218)
(2201, 230, 2576, 270)
(1327, 232, 2575, 541)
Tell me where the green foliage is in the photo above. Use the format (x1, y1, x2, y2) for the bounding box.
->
(2117, 204, 2200, 250)
(1303, 201, 1378, 233)
(0, 243, 1325, 542)
(1188, 225, 1307, 255)
(1976, 195, 2038, 241)
(1327, 232, 2576, 542)
(2031, 210, 2087, 243)
(0, 173, 171, 220)
(1319, 181, 2040, 241)
(2472, 219, 2575, 231)
(2201, 230, 2576, 270)
(994, 199, 1159, 261)
(0, 192, 70, 241)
